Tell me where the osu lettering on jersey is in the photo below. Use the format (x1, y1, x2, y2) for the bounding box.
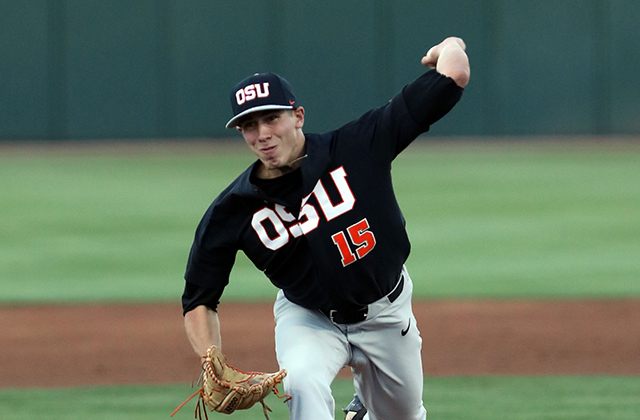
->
(183, 70, 463, 315)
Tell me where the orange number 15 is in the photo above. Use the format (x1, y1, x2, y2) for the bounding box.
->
(331, 218, 377, 267)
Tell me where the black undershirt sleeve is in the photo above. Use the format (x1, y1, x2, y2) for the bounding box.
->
(181, 282, 223, 315)
(402, 70, 464, 129)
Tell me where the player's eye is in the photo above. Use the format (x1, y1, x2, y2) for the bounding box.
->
(242, 121, 257, 130)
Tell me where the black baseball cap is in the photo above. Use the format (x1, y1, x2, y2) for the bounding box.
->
(225, 73, 299, 129)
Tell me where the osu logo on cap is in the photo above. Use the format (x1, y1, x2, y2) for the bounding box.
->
(235, 82, 270, 105)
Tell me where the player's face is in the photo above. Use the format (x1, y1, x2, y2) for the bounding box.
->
(237, 108, 306, 178)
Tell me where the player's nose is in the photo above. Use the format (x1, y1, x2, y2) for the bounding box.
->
(257, 122, 272, 140)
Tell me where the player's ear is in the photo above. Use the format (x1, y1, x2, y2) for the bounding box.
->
(236, 126, 243, 133)
(294, 107, 305, 129)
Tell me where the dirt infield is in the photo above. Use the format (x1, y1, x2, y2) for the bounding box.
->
(1, 299, 639, 388)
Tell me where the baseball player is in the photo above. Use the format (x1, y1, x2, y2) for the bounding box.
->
(181, 36, 469, 420)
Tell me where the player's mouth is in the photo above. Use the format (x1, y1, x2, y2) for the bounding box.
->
(261, 145, 277, 155)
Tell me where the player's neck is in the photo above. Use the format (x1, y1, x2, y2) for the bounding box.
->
(256, 153, 307, 179)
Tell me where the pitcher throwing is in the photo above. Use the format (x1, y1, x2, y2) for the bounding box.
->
(181, 37, 470, 420)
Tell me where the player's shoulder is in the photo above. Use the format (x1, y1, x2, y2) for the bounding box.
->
(207, 164, 259, 211)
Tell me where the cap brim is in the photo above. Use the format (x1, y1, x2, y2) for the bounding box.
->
(225, 104, 295, 129)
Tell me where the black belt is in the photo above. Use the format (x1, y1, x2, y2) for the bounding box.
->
(323, 273, 405, 324)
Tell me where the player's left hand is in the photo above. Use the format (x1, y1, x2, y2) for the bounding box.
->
(421, 37, 470, 88)
(421, 37, 466, 68)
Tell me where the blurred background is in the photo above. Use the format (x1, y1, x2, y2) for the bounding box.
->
(1, 0, 639, 141)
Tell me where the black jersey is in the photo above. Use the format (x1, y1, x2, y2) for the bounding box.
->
(183, 70, 463, 314)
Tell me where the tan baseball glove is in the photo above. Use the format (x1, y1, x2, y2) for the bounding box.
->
(171, 345, 290, 420)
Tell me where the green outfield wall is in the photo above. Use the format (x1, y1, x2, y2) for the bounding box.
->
(1, 0, 639, 140)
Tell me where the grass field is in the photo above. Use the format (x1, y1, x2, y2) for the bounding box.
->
(1, 139, 639, 302)
(1, 377, 638, 420)
(1, 138, 639, 420)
